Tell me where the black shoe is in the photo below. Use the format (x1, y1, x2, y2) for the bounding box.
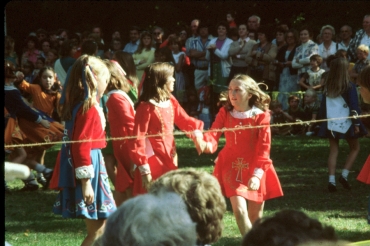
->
(338, 176, 351, 190)
(19, 183, 39, 192)
(37, 176, 47, 188)
(328, 182, 337, 192)
(43, 170, 53, 190)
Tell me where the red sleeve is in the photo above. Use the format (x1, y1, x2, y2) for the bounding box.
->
(172, 96, 204, 134)
(129, 102, 152, 166)
(71, 107, 100, 169)
(254, 112, 272, 171)
(203, 107, 227, 153)
(160, 39, 169, 48)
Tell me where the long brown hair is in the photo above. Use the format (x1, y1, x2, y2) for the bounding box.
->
(60, 55, 110, 120)
(136, 62, 174, 107)
(104, 60, 131, 93)
(225, 74, 271, 111)
(113, 51, 139, 87)
(323, 58, 351, 98)
(134, 31, 153, 54)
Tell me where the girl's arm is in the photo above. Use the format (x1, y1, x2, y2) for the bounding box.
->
(129, 103, 152, 175)
(175, 54, 184, 72)
(348, 84, 362, 127)
(202, 107, 227, 154)
(252, 112, 273, 177)
(299, 74, 310, 89)
(136, 50, 155, 70)
(172, 96, 204, 135)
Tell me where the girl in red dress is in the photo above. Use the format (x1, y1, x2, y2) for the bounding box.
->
(130, 62, 204, 196)
(105, 60, 136, 206)
(198, 74, 283, 235)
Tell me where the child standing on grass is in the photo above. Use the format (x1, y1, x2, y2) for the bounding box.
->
(52, 55, 116, 246)
(196, 74, 283, 236)
(317, 58, 367, 193)
(129, 62, 204, 196)
(105, 60, 136, 206)
(356, 65, 370, 224)
(299, 54, 325, 92)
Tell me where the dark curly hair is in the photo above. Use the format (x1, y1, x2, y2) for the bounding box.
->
(242, 209, 337, 246)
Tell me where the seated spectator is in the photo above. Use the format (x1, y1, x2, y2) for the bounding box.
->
(301, 89, 320, 135)
(350, 44, 370, 85)
(242, 209, 338, 246)
(299, 54, 325, 92)
(269, 100, 292, 136)
(286, 95, 306, 135)
(93, 191, 197, 246)
(149, 168, 226, 246)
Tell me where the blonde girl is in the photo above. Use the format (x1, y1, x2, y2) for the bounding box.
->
(53, 55, 116, 246)
(317, 58, 367, 192)
(198, 74, 283, 235)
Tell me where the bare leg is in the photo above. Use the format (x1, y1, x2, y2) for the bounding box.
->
(230, 196, 251, 236)
(104, 154, 117, 185)
(328, 138, 339, 175)
(9, 148, 27, 164)
(247, 200, 264, 225)
(81, 219, 106, 246)
(343, 138, 360, 171)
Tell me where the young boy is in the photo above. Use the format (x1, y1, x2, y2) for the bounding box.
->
(299, 54, 325, 91)
(286, 95, 306, 135)
(301, 89, 320, 135)
(269, 100, 292, 136)
(350, 44, 370, 85)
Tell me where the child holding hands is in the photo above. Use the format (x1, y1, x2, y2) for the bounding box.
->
(196, 74, 283, 236)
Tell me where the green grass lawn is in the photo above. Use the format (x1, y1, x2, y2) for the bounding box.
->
(5, 135, 370, 245)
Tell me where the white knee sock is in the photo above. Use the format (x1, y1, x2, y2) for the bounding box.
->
(329, 175, 336, 184)
(342, 169, 349, 179)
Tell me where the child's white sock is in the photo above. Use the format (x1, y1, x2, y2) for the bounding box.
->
(34, 164, 52, 175)
(329, 175, 336, 184)
(342, 169, 349, 180)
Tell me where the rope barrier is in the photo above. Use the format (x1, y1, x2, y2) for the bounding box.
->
(4, 114, 369, 149)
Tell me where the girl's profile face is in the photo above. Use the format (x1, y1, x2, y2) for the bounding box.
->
(165, 75, 175, 92)
(228, 79, 252, 111)
(41, 69, 55, 90)
(142, 36, 152, 47)
(97, 72, 109, 100)
(360, 85, 370, 103)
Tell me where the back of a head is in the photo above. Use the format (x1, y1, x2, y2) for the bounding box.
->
(149, 168, 226, 244)
(242, 210, 337, 246)
(100, 191, 197, 246)
(81, 40, 98, 56)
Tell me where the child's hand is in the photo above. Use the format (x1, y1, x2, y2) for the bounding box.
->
(40, 119, 50, 129)
(354, 126, 360, 134)
(193, 137, 207, 155)
(142, 173, 152, 191)
(81, 179, 94, 204)
(248, 176, 260, 190)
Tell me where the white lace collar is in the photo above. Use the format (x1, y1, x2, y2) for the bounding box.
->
(107, 90, 134, 109)
(230, 106, 263, 119)
(149, 99, 170, 108)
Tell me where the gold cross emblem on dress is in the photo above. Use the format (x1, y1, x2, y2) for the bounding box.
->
(232, 158, 249, 182)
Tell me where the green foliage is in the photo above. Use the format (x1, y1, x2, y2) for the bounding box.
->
(5, 136, 370, 245)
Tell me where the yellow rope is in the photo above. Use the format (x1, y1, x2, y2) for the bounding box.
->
(4, 114, 370, 149)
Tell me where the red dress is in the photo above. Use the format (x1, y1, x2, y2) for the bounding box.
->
(106, 90, 135, 192)
(130, 96, 203, 195)
(204, 106, 283, 202)
(357, 155, 370, 184)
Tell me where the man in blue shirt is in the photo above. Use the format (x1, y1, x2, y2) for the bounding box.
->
(123, 26, 140, 54)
